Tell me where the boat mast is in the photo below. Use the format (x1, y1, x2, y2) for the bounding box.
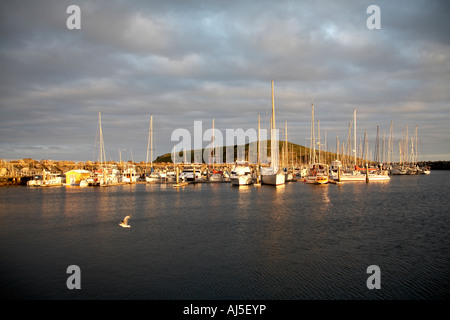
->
(151, 115, 153, 172)
(353, 109, 357, 167)
(146, 115, 153, 173)
(415, 125, 418, 165)
(375, 124, 380, 163)
(405, 125, 409, 166)
(317, 120, 321, 163)
(389, 120, 393, 166)
(285, 119, 288, 168)
(271, 80, 277, 171)
(272, 80, 275, 133)
(98, 112, 106, 168)
(257, 114, 260, 165)
(212, 118, 215, 169)
(336, 134, 339, 160)
(364, 129, 368, 166)
(311, 103, 315, 164)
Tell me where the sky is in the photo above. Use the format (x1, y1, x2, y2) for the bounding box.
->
(1, 0, 449, 162)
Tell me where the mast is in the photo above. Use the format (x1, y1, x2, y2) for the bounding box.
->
(375, 124, 380, 163)
(346, 121, 351, 166)
(151, 115, 153, 171)
(364, 129, 368, 165)
(270, 80, 278, 172)
(98, 112, 106, 168)
(310, 103, 315, 164)
(317, 120, 321, 163)
(272, 80, 275, 133)
(212, 118, 215, 169)
(353, 109, 357, 167)
(336, 134, 339, 160)
(285, 119, 288, 168)
(388, 121, 393, 166)
(98, 111, 107, 184)
(257, 114, 260, 165)
(415, 125, 418, 165)
(146, 115, 153, 173)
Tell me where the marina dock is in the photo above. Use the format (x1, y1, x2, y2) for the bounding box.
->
(0, 157, 442, 187)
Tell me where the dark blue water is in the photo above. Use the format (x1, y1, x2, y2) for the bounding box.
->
(1, 172, 449, 300)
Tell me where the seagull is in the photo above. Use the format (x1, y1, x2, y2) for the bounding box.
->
(119, 214, 132, 228)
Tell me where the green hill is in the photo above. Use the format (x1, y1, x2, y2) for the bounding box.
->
(155, 141, 339, 164)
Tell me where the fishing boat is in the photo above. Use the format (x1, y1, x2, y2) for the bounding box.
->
(230, 161, 253, 186)
(122, 165, 139, 183)
(27, 175, 43, 186)
(261, 80, 286, 186)
(304, 163, 329, 184)
(27, 170, 64, 187)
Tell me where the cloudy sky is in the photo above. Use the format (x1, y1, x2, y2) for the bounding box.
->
(1, 0, 449, 162)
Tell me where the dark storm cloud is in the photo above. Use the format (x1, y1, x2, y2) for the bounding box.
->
(1, 0, 449, 161)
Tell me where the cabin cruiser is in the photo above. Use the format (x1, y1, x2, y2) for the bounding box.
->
(230, 161, 253, 186)
(179, 165, 202, 181)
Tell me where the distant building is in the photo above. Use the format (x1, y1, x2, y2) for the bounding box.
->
(65, 169, 91, 186)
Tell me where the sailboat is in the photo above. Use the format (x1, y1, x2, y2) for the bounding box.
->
(145, 115, 161, 183)
(304, 105, 329, 184)
(208, 119, 224, 182)
(87, 112, 109, 186)
(304, 163, 329, 184)
(261, 80, 285, 186)
(329, 110, 389, 182)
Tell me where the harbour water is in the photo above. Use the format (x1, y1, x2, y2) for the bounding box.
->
(0, 171, 449, 300)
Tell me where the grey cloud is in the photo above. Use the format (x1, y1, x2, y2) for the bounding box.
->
(1, 0, 449, 161)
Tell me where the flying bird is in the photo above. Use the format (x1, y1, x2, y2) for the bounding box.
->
(119, 214, 132, 228)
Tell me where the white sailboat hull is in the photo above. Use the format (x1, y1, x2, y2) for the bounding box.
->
(261, 173, 285, 186)
(304, 175, 328, 184)
(331, 173, 366, 182)
(367, 174, 390, 181)
(330, 172, 390, 181)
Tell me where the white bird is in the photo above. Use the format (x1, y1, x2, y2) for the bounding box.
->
(119, 215, 132, 228)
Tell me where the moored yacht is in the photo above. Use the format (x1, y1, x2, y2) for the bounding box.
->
(304, 163, 329, 184)
(230, 161, 253, 186)
(209, 169, 224, 182)
(122, 165, 139, 183)
(145, 170, 161, 182)
(179, 165, 202, 182)
(261, 80, 286, 186)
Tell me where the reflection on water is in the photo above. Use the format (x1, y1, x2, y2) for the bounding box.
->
(0, 172, 449, 300)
